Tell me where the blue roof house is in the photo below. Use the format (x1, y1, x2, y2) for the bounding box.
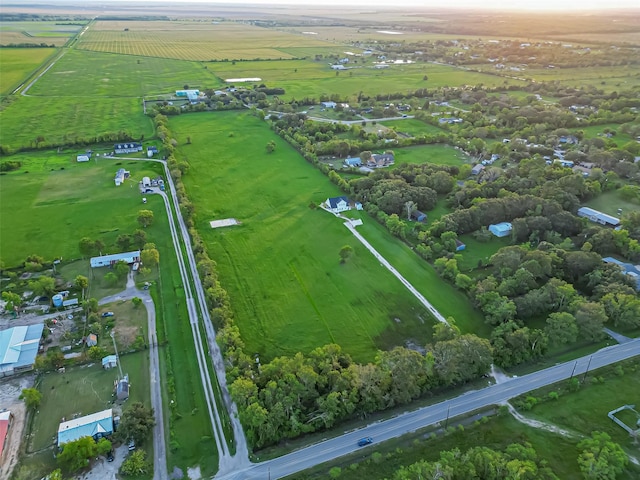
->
(602, 257, 640, 290)
(344, 157, 362, 167)
(0, 324, 44, 377)
(102, 355, 117, 369)
(57, 409, 114, 446)
(489, 222, 513, 238)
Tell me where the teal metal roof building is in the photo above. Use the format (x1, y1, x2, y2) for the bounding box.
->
(0, 324, 44, 377)
(57, 409, 114, 446)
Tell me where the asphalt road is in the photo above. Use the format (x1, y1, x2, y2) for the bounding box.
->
(216, 338, 640, 480)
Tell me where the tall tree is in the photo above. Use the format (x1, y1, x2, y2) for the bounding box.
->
(75, 275, 89, 300)
(115, 402, 155, 445)
(57, 436, 97, 472)
(544, 312, 578, 347)
(137, 210, 154, 228)
(20, 388, 42, 410)
(577, 432, 628, 480)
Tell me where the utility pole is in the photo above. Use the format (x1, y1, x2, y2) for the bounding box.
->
(444, 404, 451, 430)
(111, 331, 124, 379)
(569, 360, 578, 380)
(582, 355, 593, 383)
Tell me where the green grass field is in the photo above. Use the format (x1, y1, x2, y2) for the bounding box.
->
(456, 233, 513, 271)
(0, 153, 164, 267)
(0, 48, 56, 95)
(576, 124, 634, 146)
(379, 119, 447, 137)
(0, 21, 82, 47)
(585, 190, 640, 218)
(392, 144, 470, 167)
(524, 66, 640, 90)
(172, 111, 451, 362)
(30, 351, 150, 452)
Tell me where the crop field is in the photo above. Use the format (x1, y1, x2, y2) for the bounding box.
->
(0, 96, 153, 151)
(29, 351, 150, 451)
(547, 32, 640, 46)
(393, 144, 471, 167)
(173, 111, 441, 362)
(0, 153, 164, 267)
(77, 21, 336, 61)
(212, 60, 524, 100)
(0, 21, 81, 46)
(0, 48, 54, 95)
(523, 66, 640, 90)
(26, 49, 220, 97)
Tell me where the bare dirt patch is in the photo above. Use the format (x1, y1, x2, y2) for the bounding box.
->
(0, 375, 35, 480)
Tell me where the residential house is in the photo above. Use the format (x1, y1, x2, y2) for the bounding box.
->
(321, 101, 337, 109)
(411, 210, 427, 223)
(577, 207, 620, 227)
(331, 64, 346, 70)
(367, 153, 395, 168)
(175, 89, 200, 99)
(113, 143, 143, 154)
(86, 334, 98, 347)
(102, 355, 117, 370)
(114, 168, 130, 186)
(326, 196, 351, 213)
(0, 325, 44, 377)
(90, 250, 141, 268)
(602, 257, 640, 291)
(57, 409, 114, 446)
(489, 222, 513, 237)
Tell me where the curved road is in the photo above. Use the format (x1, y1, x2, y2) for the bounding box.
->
(99, 273, 168, 480)
(217, 337, 640, 479)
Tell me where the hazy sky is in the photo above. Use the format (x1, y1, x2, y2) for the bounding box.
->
(132, 0, 638, 10)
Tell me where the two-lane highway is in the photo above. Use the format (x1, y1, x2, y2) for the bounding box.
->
(217, 338, 640, 479)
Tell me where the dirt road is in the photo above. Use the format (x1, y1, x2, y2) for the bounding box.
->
(0, 375, 35, 480)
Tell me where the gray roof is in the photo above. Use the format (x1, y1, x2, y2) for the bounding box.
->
(577, 207, 620, 226)
(603, 257, 640, 290)
(90, 250, 141, 268)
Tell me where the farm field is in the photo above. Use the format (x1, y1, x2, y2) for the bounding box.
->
(78, 21, 336, 61)
(0, 153, 164, 267)
(392, 144, 470, 167)
(523, 66, 640, 90)
(29, 351, 151, 452)
(0, 96, 153, 151)
(172, 111, 441, 362)
(0, 21, 82, 46)
(0, 48, 55, 95)
(26, 49, 221, 97)
(211, 60, 525, 100)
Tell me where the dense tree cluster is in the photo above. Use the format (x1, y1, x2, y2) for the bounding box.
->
(230, 333, 492, 448)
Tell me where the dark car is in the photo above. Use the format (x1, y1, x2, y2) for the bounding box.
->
(106, 450, 114, 462)
(357, 437, 373, 447)
(102, 312, 114, 317)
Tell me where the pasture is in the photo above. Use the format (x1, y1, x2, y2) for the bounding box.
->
(172, 111, 441, 362)
(576, 124, 634, 146)
(523, 66, 640, 91)
(78, 21, 336, 61)
(0, 48, 55, 95)
(585, 190, 640, 218)
(0, 153, 164, 267)
(29, 351, 150, 451)
(379, 119, 447, 137)
(212, 60, 524, 100)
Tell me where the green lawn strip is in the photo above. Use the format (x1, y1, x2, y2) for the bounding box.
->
(455, 233, 512, 271)
(0, 48, 58, 95)
(172, 111, 442, 362)
(352, 214, 489, 337)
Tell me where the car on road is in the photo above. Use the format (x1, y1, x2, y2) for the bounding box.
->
(145, 188, 153, 193)
(128, 439, 135, 451)
(102, 312, 114, 317)
(357, 437, 373, 447)
(106, 450, 114, 462)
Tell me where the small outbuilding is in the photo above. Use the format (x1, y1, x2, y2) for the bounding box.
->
(90, 250, 141, 268)
(86, 334, 98, 347)
(411, 210, 427, 223)
(102, 355, 118, 370)
(76, 155, 90, 162)
(116, 375, 129, 401)
(455, 239, 466, 251)
(489, 222, 513, 238)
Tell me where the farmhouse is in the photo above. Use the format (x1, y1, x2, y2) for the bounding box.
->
(489, 222, 513, 238)
(114, 143, 143, 154)
(0, 411, 13, 462)
(114, 168, 129, 186)
(602, 257, 640, 290)
(57, 409, 114, 446)
(326, 196, 351, 213)
(90, 250, 141, 268)
(0, 324, 44, 377)
(577, 207, 620, 227)
(367, 153, 395, 168)
(102, 355, 117, 369)
(411, 210, 427, 222)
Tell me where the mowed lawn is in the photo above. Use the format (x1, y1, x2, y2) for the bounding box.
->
(173, 111, 436, 362)
(393, 144, 471, 167)
(585, 190, 640, 218)
(380, 119, 447, 137)
(0, 48, 55, 95)
(0, 154, 164, 267)
(30, 351, 150, 451)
